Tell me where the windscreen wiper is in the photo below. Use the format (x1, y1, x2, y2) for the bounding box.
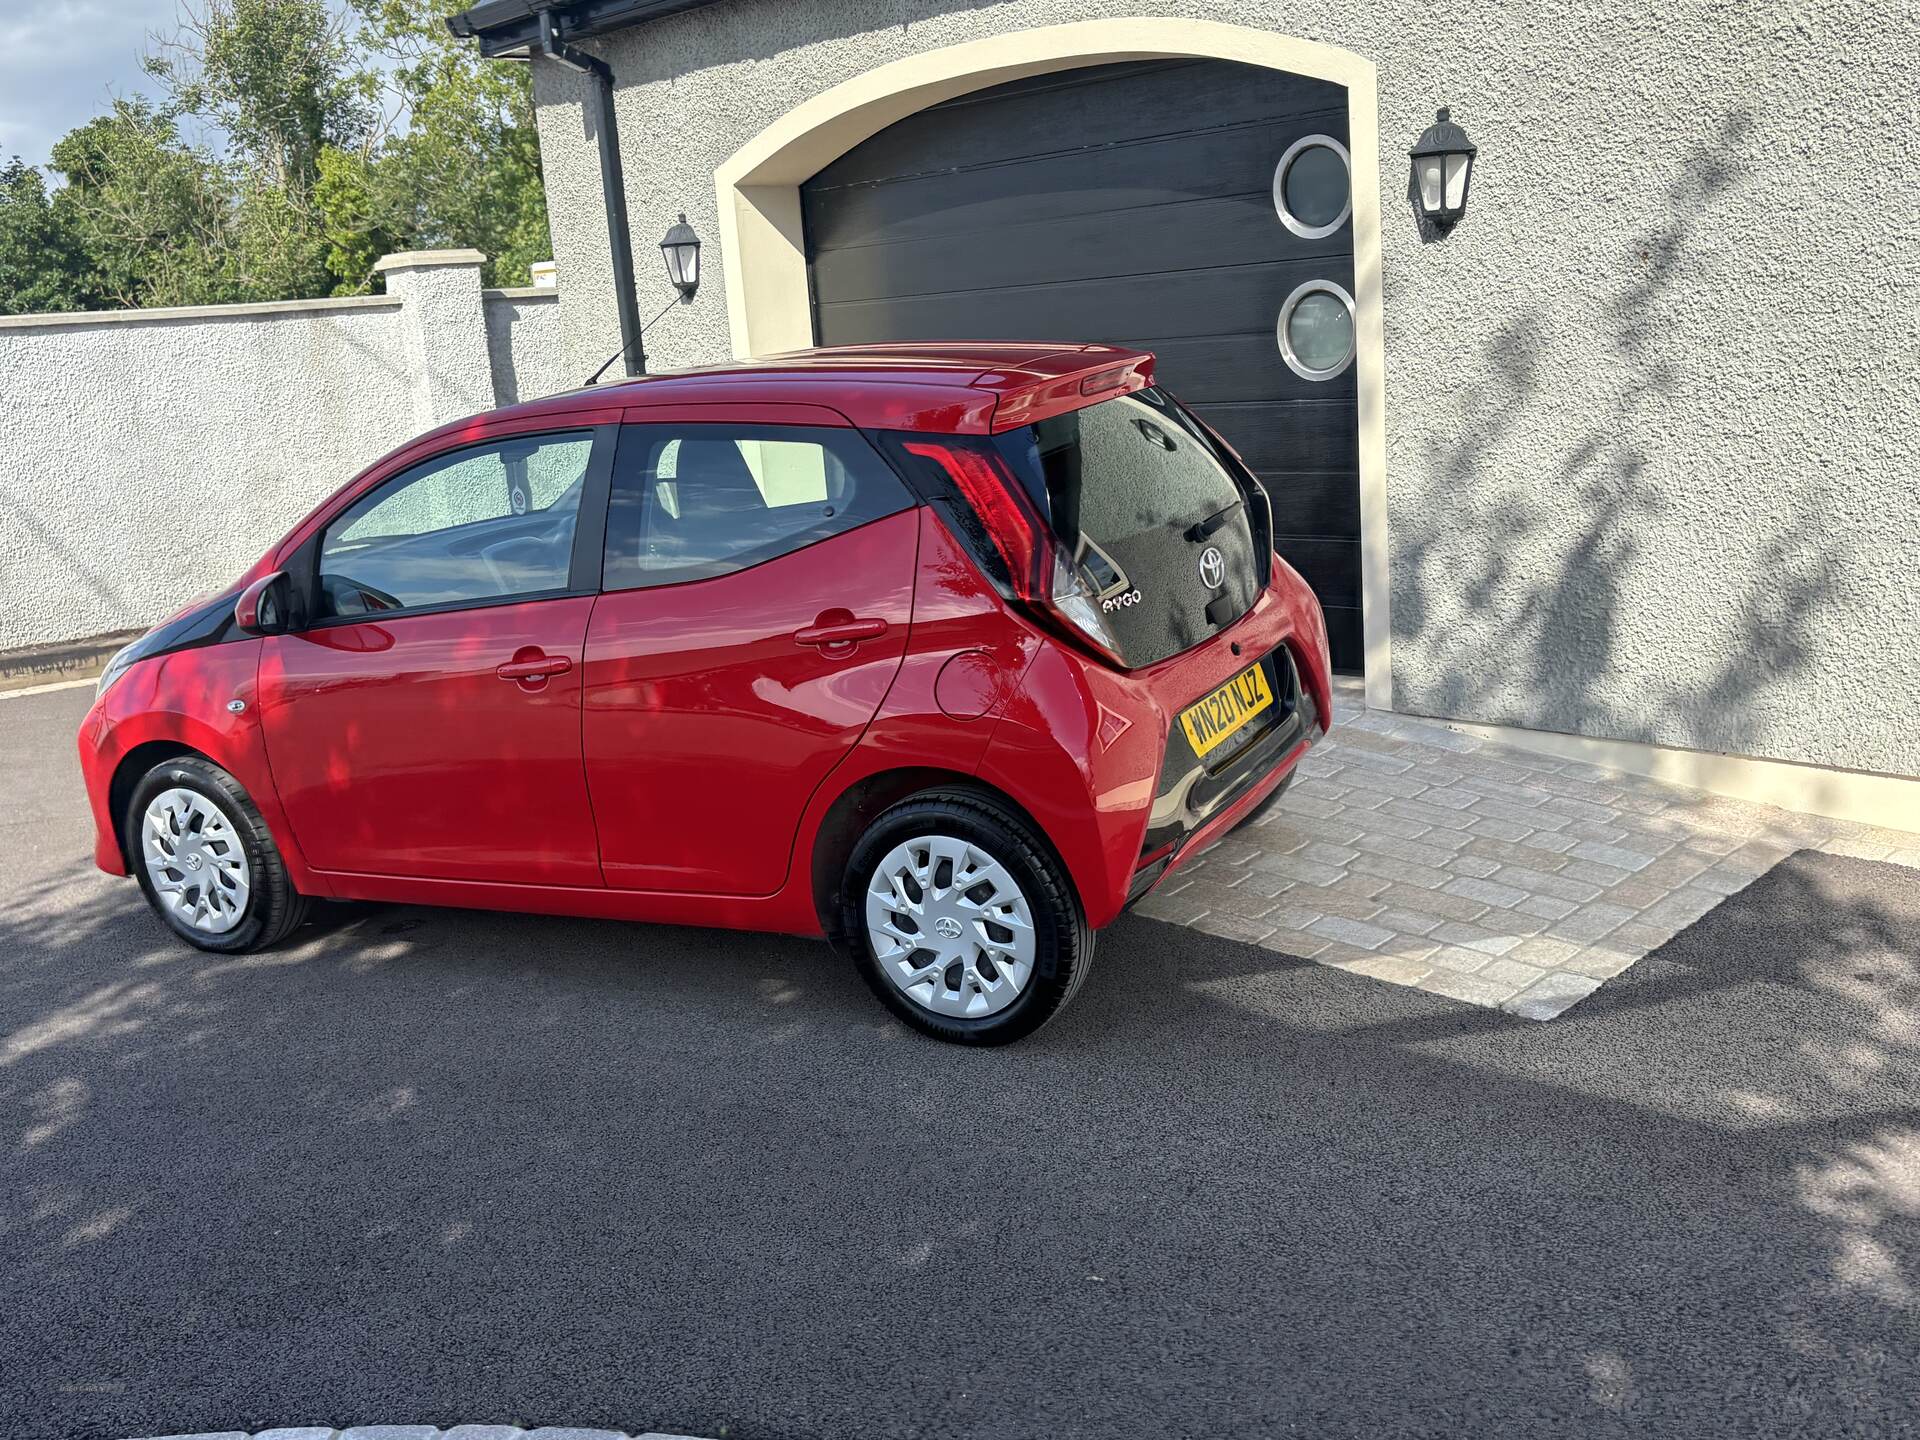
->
(1186, 499, 1242, 542)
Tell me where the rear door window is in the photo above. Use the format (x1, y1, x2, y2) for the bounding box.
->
(993, 387, 1262, 667)
(602, 424, 913, 589)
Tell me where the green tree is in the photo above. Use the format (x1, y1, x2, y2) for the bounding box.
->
(48, 99, 238, 308)
(313, 144, 396, 294)
(0, 0, 554, 315)
(228, 182, 333, 302)
(144, 0, 371, 301)
(342, 0, 553, 290)
(145, 0, 374, 194)
(0, 158, 91, 315)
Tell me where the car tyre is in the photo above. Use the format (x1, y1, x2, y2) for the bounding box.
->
(125, 755, 309, 953)
(843, 789, 1094, 1045)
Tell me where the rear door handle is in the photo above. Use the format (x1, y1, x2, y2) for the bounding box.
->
(795, 616, 889, 648)
(496, 653, 573, 681)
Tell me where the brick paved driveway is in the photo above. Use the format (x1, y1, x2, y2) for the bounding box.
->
(1143, 681, 1920, 1018)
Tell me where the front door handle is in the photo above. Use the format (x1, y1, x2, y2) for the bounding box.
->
(794, 615, 889, 649)
(496, 651, 572, 683)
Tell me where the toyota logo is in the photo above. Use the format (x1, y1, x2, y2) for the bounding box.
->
(933, 916, 964, 939)
(1198, 546, 1226, 589)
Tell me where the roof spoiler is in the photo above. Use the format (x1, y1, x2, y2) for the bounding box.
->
(987, 352, 1155, 432)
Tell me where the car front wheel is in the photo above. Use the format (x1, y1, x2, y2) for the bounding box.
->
(125, 755, 308, 953)
(844, 791, 1094, 1045)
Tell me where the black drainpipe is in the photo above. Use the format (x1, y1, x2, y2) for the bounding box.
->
(535, 7, 646, 376)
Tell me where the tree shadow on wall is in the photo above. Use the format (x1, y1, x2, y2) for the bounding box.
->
(1390, 107, 1841, 757)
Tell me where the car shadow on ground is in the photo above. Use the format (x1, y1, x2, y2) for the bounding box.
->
(2, 807, 1917, 1439)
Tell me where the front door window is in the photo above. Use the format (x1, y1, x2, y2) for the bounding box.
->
(318, 433, 593, 617)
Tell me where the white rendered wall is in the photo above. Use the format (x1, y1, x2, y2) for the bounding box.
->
(0, 252, 574, 651)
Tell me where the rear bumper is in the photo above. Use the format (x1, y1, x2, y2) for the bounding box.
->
(1135, 642, 1312, 853)
(975, 555, 1331, 930)
(1127, 685, 1319, 906)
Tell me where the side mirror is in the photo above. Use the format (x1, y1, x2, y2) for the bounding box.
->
(234, 571, 300, 636)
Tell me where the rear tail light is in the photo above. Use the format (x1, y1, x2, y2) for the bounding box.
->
(894, 438, 1126, 665)
(901, 441, 1044, 599)
(1044, 550, 1126, 663)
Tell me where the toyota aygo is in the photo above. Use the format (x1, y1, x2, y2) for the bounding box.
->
(79, 343, 1332, 1044)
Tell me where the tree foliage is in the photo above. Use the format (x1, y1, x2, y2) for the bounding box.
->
(0, 159, 90, 316)
(343, 0, 550, 291)
(146, 0, 374, 192)
(47, 100, 236, 308)
(0, 0, 552, 315)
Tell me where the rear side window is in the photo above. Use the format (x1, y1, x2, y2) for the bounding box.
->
(318, 432, 594, 618)
(992, 388, 1263, 667)
(603, 424, 912, 589)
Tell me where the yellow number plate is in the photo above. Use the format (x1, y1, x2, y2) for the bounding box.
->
(1179, 663, 1274, 761)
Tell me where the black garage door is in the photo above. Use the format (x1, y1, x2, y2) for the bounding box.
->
(802, 58, 1364, 672)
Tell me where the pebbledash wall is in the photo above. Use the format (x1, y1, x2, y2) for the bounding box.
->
(0, 249, 571, 656)
(515, 0, 1920, 818)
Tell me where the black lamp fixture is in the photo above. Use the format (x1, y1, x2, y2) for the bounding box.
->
(1409, 107, 1477, 230)
(583, 212, 703, 384)
(661, 212, 701, 301)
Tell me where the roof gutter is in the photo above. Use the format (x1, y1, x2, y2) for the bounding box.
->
(525, 5, 646, 376)
(448, 0, 725, 58)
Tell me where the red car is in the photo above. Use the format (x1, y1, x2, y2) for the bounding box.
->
(78, 343, 1331, 1043)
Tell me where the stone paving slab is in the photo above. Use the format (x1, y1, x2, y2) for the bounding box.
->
(1141, 680, 1920, 1019)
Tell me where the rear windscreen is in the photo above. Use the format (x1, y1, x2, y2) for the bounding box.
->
(994, 387, 1262, 668)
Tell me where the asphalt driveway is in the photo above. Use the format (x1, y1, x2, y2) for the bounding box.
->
(3, 685, 1918, 1439)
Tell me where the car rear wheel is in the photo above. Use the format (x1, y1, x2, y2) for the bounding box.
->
(844, 791, 1094, 1045)
(125, 756, 308, 953)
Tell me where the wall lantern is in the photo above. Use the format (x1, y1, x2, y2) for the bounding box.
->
(1409, 107, 1476, 230)
(584, 211, 705, 383)
(661, 213, 701, 300)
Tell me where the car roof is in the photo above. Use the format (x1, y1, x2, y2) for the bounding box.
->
(658, 341, 1142, 387)
(471, 341, 1156, 434)
(260, 343, 1156, 576)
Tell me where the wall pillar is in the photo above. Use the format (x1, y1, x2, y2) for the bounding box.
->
(373, 249, 496, 428)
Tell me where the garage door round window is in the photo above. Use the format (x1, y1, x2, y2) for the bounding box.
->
(1273, 135, 1351, 239)
(1278, 280, 1356, 381)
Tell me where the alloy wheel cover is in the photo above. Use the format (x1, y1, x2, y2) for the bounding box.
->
(142, 787, 252, 935)
(865, 833, 1037, 1018)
